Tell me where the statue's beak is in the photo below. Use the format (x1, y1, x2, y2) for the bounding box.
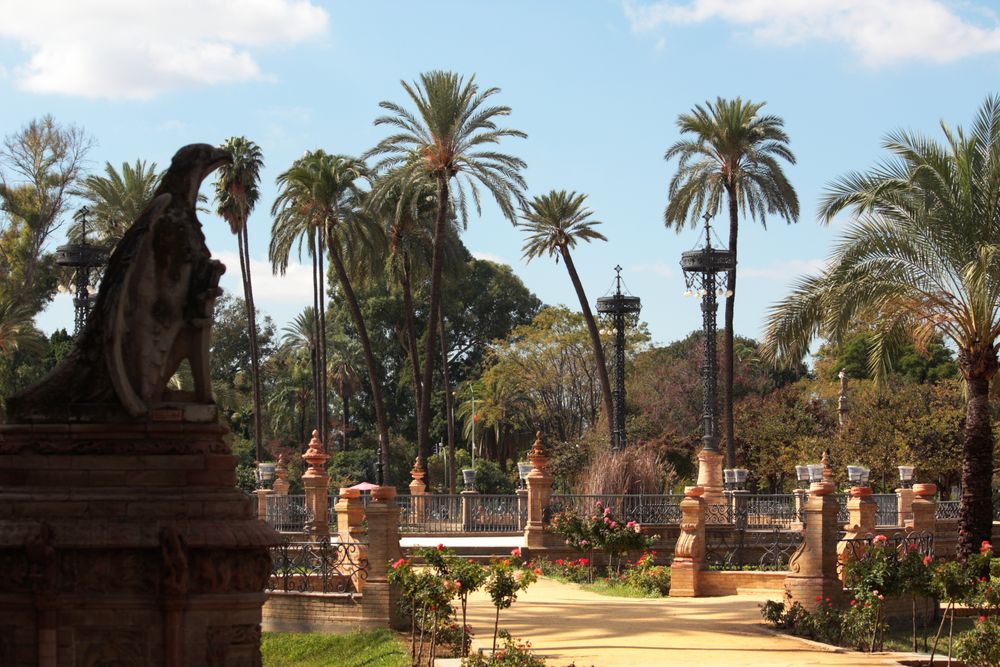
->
(208, 147, 232, 173)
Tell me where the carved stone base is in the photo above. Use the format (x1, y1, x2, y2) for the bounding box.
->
(695, 449, 724, 508)
(670, 559, 702, 597)
(0, 422, 280, 667)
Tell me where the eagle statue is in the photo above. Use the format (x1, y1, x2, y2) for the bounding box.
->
(6, 144, 232, 423)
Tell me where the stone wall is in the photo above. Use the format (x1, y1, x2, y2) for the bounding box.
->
(262, 584, 397, 633)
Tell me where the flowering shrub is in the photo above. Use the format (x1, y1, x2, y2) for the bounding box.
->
(620, 551, 671, 596)
(956, 616, 1000, 667)
(550, 501, 655, 573)
(462, 633, 545, 667)
(533, 557, 591, 584)
(485, 557, 538, 652)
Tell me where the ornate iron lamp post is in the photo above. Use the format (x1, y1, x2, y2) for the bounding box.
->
(680, 212, 735, 504)
(55, 207, 108, 336)
(596, 266, 641, 452)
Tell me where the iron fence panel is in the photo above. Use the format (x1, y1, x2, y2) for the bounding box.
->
(267, 538, 368, 593)
(264, 494, 311, 533)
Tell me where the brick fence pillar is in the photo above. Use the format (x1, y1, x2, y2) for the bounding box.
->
(409, 457, 427, 524)
(837, 485, 876, 584)
(670, 486, 706, 597)
(897, 487, 915, 526)
(785, 464, 843, 609)
(516, 488, 528, 530)
(365, 485, 405, 629)
(909, 483, 937, 533)
(255, 488, 273, 521)
(301, 430, 330, 538)
(272, 454, 290, 496)
(335, 487, 365, 542)
(524, 433, 553, 549)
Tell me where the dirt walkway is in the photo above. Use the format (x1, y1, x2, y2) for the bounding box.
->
(463, 578, 902, 667)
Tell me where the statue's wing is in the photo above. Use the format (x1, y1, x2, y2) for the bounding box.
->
(105, 193, 172, 416)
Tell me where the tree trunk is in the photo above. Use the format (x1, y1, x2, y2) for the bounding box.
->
(310, 234, 322, 451)
(957, 350, 998, 559)
(400, 255, 425, 462)
(239, 224, 264, 462)
(341, 377, 350, 451)
(560, 246, 613, 441)
(440, 312, 456, 494)
(723, 185, 739, 469)
(417, 176, 451, 487)
(328, 243, 391, 484)
(317, 225, 328, 448)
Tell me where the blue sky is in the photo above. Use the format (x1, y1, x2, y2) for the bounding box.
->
(3, 0, 1000, 346)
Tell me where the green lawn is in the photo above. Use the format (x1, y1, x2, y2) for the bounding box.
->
(262, 629, 408, 667)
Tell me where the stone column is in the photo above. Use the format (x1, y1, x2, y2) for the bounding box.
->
(365, 485, 404, 629)
(301, 430, 330, 538)
(792, 488, 808, 531)
(254, 488, 273, 523)
(696, 449, 724, 509)
(897, 487, 915, 526)
(785, 474, 844, 609)
(515, 488, 528, 530)
(461, 489, 479, 532)
(524, 433, 553, 549)
(335, 487, 365, 542)
(908, 483, 937, 534)
(837, 485, 876, 584)
(408, 457, 427, 525)
(271, 454, 290, 496)
(670, 486, 706, 597)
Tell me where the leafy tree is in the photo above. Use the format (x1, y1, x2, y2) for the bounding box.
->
(519, 190, 613, 442)
(0, 116, 92, 312)
(368, 71, 527, 485)
(814, 332, 958, 383)
(664, 98, 799, 468)
(763, 95, 1000, 557)
(215, 136, 266, 460)
(71, 159, 162, 249)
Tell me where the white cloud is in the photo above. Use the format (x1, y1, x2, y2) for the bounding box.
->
(215, 250, 313, 309)
(623, 0, 1000, 66)
(0, 0, 328, 99)
(741, 258, 826, 281)
(472, 250, 511, 266)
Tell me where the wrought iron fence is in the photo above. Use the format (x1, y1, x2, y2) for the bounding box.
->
(398, 494, 462, 533)
(872, 493, 900, 526)
(704, 527, 803, 570)
(936, 500, 960, 520)
(264, 494, 312, 533)
(701, 494, 802, 527)
(548, 494, 684, 524)
(468, 494, 522, 532)
(838, 532, 934, 581)
(267, 538, 369, 593)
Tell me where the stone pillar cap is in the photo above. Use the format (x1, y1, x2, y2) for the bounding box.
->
(849, 486, 873, 498)
(339, 487, 360, 499)
(684, 485, 705, 498)
(810, 481, 836, 496)
(913, 482, 937, 498)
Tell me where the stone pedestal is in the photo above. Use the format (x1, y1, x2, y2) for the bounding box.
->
(785, 480, 844, 609)
(670, 486, 706, 597)
(792, 489, 808, 530)
(255, 488, 273, 520)
(524, 433, 553, 550)
(271, 455, 289, 497)
(696, 449, 724, 508)
(408, 458, 427, 524)
(908, 483, 937, 534)
(0, 421, 280, 667)
(301, 431, 330, 538)
(460, 490, 479, 532)
(365, 487, 404, 630)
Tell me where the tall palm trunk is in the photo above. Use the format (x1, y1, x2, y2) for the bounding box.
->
(440, 311, 456, 494)
(310, 234, 322, 451)
(238, 224, 264, 462)
(328, 243, 391, 483)
(417, 177, 450, 485)
(723, 184, 739, 468)
(341, 381, 351, 451)
(317, 225, 329, 448)
(400, 255, 425, 458)
(559, 245, 613, 439)
(957, 350, 998, 559)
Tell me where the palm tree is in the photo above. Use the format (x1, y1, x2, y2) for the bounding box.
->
(761, 95, 1000, 559)
(0, 297, 44, 356)
(519, 190, 613, 440)
(279, 308, 321, 447)
(367, 71, 527, 481)
(271, 151, 392, 476)
(71, 159, 162, 247)
(215, 137, 265, 461)
(664, 97, 799, 469)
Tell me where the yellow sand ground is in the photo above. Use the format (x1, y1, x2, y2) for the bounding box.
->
(463, 578, 907, 667)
